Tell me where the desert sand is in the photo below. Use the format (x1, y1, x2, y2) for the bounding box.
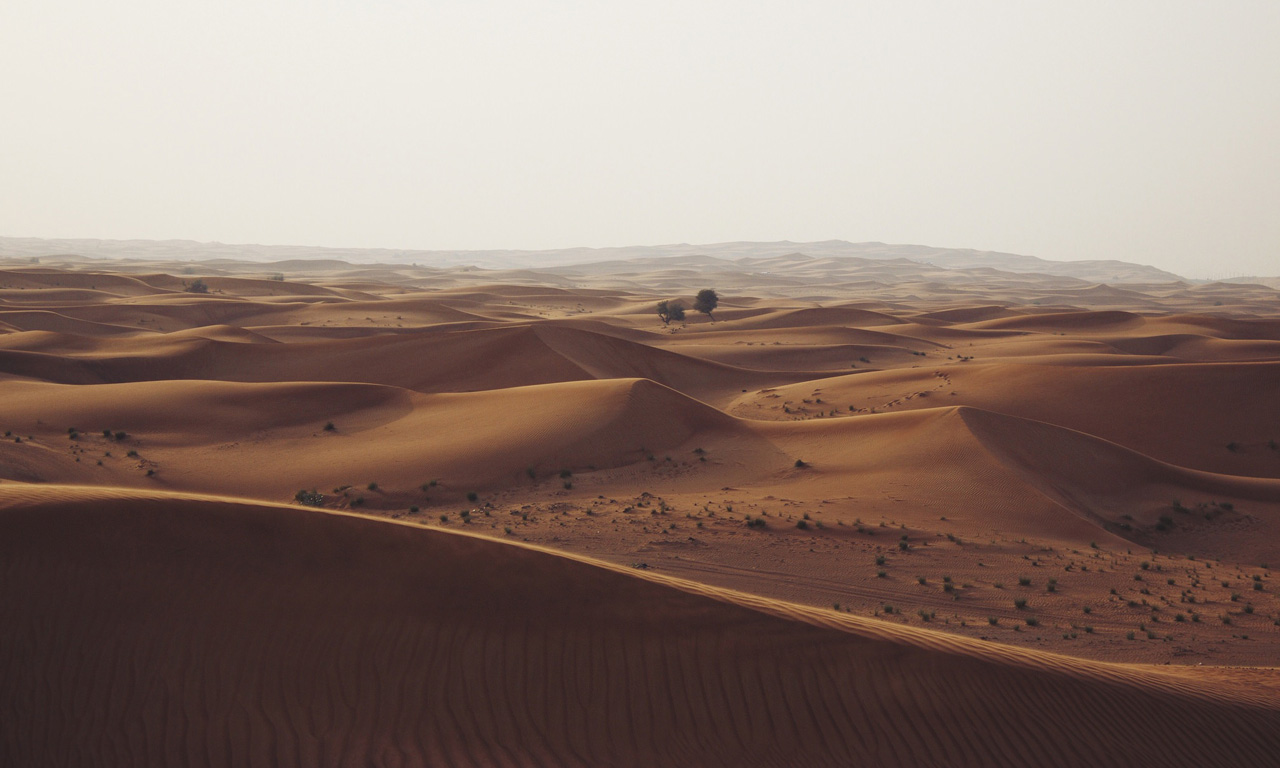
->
(2, 247, 1279, 765)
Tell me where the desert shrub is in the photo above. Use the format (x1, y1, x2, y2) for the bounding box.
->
(466, 491, 478, 502)
(184, 278, 210, 294)
(324, 422, 335, 431)
(877, 570, 887, 578)
(988, 616, 998, 626)
(367, 482, 378, 491)
(294, 489, 324, 507)
(1025, 617, 1039, 626)
(655, 300, 685, 325)
(796, 519, 809, 530)
(693, 289, 719, 320)
(1018, 576, 1031, 586)
(1014, 598, 1028, 609)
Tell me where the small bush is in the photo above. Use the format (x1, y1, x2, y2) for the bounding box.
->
(324, 422, 335, 431)
(466, 491, 478, 502)
(796, 519, 809, 530)
(294, 489, 324, 507)
(1014, 598, 1028, 609)
(1018, 577, 1031, 586)
(367, 482, 378, 491)
(987, 616, 998, 626)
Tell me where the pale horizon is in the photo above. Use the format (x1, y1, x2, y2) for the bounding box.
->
(3, 1, 1277, 279)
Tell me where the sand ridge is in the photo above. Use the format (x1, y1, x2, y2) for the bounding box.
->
(3, 485, 1278, 767)
(2, 255, 1280, 764)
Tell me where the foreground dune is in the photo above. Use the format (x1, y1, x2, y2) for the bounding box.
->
(3, 254, 1280, 764)
(3, 485, 1278, 767)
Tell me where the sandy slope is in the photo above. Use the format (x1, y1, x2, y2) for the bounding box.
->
(3, 257, 1280, 764)
(3, 485, 1278, 768)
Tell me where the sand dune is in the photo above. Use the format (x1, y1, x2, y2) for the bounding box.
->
(3, 486, 1277, 768)
(0, 377, 764, 500)
(3, 255, 1280, 764)
(745, 361, 1280, 477)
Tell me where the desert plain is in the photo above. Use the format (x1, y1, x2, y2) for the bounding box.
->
(2, 241, 1279, 766)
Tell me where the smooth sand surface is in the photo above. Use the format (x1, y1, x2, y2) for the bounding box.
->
(2, 256, 1279, 765)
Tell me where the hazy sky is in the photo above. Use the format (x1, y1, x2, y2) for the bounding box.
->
(3, 2, 1277, 277)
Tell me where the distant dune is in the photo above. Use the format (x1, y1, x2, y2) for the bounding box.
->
(2, 255, 1279, 765)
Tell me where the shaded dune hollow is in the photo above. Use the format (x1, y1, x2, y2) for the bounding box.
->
(2, 487, 1278, 768)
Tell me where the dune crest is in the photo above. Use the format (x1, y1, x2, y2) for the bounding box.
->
(3, 486, 1278, 768)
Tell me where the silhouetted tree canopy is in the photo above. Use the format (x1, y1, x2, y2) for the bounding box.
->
(693, 289, 719, 320)
(656, 300, 686, 325)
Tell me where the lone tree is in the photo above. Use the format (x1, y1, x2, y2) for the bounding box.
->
(656, 300, 686, 325)
(183, 278, 209, 294)
(693, 288, 719, 321)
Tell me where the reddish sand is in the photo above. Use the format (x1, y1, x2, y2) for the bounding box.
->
(2, 256, 1279, 765)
